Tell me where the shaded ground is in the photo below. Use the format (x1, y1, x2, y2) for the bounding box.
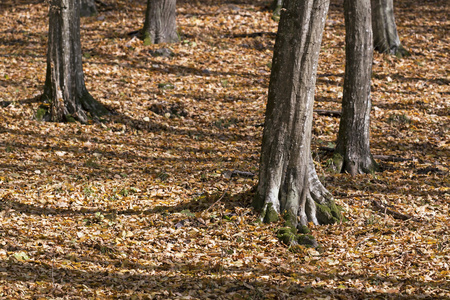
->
(0, 0, 449, 298)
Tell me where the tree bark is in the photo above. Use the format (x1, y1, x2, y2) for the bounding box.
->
(272, 0, 283, 20)
(335, 0, 378, 175)
(42, 0, 109, 123)
(80, 0, 97, 17)
(143, 0, 178, 44)
(371, 0, 409, 57)
(254, 0, 342, 229)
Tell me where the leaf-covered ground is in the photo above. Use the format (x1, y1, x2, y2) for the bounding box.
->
(0, 0, 448, 298)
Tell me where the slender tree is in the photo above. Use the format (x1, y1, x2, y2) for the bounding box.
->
(80, 0, 97, 17)
(254, 0, 342, 230)
(41, 0, 108, 123)
(335, 0, 378, 176)
(272, 0, 283, 20)
(371, 0, 409, 57)
(143, 0, 178, 44)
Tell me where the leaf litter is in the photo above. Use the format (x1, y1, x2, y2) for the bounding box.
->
(0, 0, 449, 298)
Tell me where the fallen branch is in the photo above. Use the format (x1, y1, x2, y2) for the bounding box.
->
(313, 109, 342, 117)
(373, 155, 412, 162)
(372, 199, 420, 222)
(319, 146, 335, 152)
(222, 170, 255, 179)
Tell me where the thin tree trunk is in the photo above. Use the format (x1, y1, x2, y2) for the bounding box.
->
(371, 0, 409, 57)
(254, 0, 342, 229)
(272, 0, 283, 20)
(80, 0, 97, 17)
(143, 0, 178, 44)
(335, 0, 377, 175)
(42, 0, 109, 123)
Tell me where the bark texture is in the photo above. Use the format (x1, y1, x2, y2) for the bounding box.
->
(80, 0, 97, 17)
(42, 0, 109, 123)
(143, 0, 178, 44)
(254, 0, 342, 228)
(335, 0, 377, 175)
(371, 0, 409, 57)
(272, 0, 283, 20)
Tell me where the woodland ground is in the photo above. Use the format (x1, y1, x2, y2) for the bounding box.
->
(0, 0, 449, 299)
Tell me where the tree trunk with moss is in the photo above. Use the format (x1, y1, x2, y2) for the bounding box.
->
(271, 0, 283, 20)
(42, 0, 109, 123)
(371, 0, 409, 57)
(335, 0, 378, 176)
(80, 0, 97, 17)
(143, 0, 178, 44)
(254, 0, 342, 230)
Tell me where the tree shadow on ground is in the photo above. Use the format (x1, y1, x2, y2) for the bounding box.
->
(0, 184, 256, 218)
(1, 253, 448, 299)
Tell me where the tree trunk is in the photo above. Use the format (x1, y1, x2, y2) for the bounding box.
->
(371, 0, 409, 57)
(335, 0, 377, 175)
(42, 0, 109, 123)
(254, 0, 342, 229)
(80, 0, 97, 17)
(272, 0, 283, 20)
(143, 0, 178, 44)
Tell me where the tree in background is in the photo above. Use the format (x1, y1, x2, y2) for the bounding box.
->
(334, 0, 378, 175)
(271, 0, 283, 20)
(371, 0, 409, 57)
(41, 0, 109, 123)
(143, 0, 178, 44)
(254, 0, 342, 239)
(80, 0, 97, 17)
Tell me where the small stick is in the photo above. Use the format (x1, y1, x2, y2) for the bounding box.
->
(205, 187, 229, 213)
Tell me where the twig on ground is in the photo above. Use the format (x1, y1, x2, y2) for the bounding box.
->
(205, 187, 229, 213)
(372, 199, 420, 222)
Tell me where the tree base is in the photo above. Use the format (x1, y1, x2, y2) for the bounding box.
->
(332, 152, 378, 176)
(277, 227, 318, 248)
(255, 164, 344, 228)
(40, 90, 109, 124)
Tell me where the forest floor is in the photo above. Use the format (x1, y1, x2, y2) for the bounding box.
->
(0, 0, 449, 299)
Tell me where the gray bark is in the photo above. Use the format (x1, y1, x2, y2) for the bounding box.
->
(143, 0, 178, 44)
(371, 0, 409, 57)
(254, 0, 342, 228)
(272, 0, 283, 19)
(42, 0, 109, 123)
(80, 0, 97, 17)
(335, 0, 377, 175)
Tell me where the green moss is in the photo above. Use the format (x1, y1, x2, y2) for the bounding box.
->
(263, 203, 279, 223)
(395, 44, 410, 58)
(277, 227, 296, 245)
(316, 201, 342, 225)
(298, 225, 310, 234)
(297, 234, 318, 248)
(332, 153, 344, 173)
(36, 106, 48, 121)
(277, 228, 318, 248)
(143, 36, 152, 46)
(282, 210, 297, 231)
(65, 115, 76, 123)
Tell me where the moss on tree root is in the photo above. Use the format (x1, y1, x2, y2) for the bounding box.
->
(262, 203, 279, 223)
(316, 201, 343, 225)
(277, 227, 318, 248)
